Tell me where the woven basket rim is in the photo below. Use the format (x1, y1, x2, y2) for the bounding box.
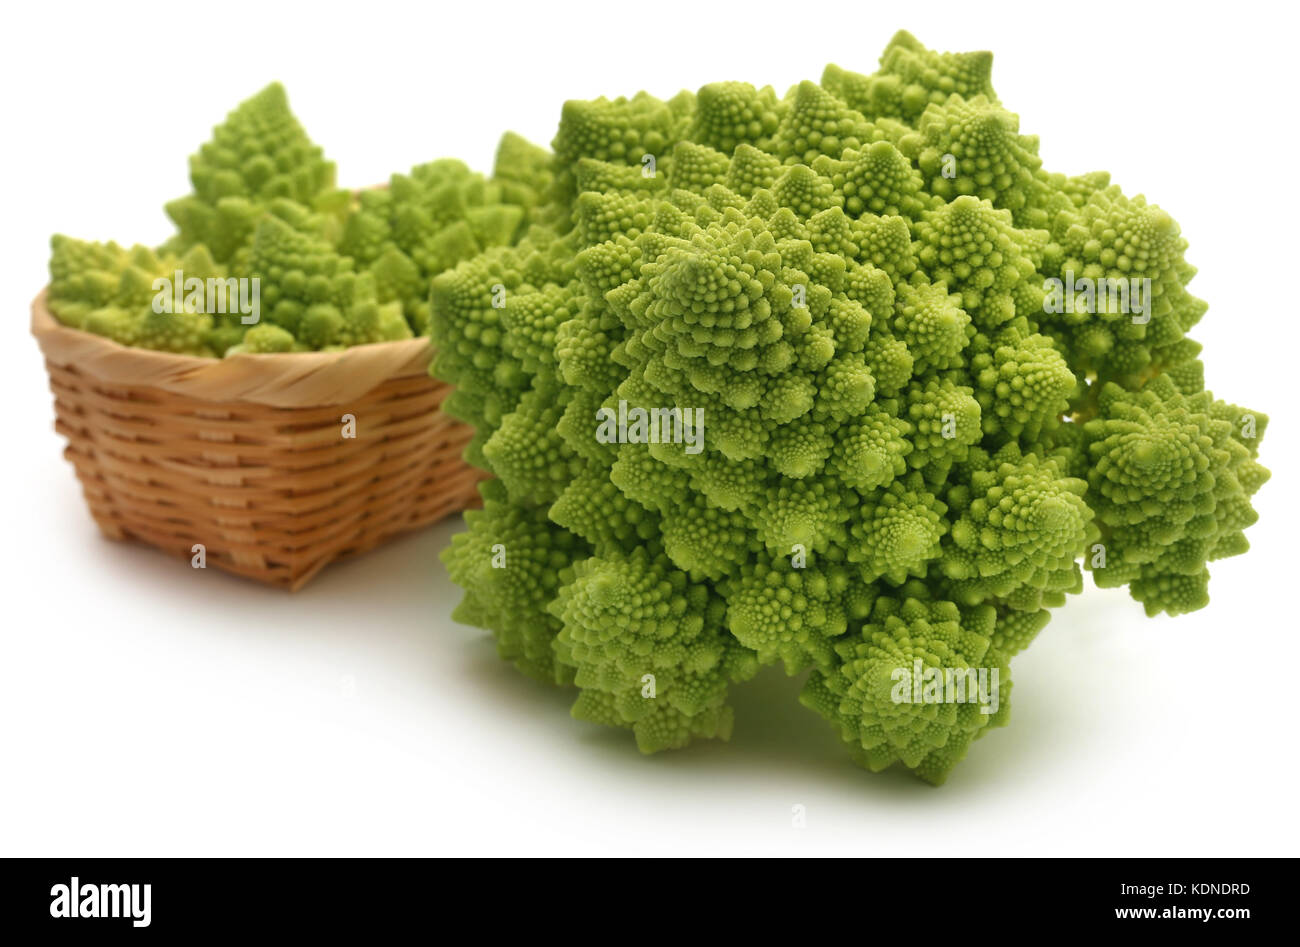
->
(31, 288, 436, 408)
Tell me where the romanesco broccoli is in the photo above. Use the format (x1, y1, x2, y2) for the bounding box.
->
(435, 30, 1270, 784)
(47, 84, 549, 356)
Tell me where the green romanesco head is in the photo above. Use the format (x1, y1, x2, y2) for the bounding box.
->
(420, 31, 1270, 785)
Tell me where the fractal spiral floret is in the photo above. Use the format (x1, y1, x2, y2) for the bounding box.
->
(435, 30, 1270, 783)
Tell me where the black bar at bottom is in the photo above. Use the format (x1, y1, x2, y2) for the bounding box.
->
(0, 856, 1288, 935)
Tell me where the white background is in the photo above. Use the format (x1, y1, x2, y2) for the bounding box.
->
(2, 0, 1297, 856)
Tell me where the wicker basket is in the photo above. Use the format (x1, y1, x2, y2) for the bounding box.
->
(31, 290, 485, 590)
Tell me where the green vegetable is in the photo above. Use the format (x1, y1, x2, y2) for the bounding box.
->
(46, 84, 550, 356)
(436, 30, 1270, 784)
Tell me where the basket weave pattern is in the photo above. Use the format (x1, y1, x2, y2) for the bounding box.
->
(32, 292, 485, 590)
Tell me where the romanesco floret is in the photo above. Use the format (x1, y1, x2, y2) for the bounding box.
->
(163, 82, 343, 266)
(435, 30, 1270, 785)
